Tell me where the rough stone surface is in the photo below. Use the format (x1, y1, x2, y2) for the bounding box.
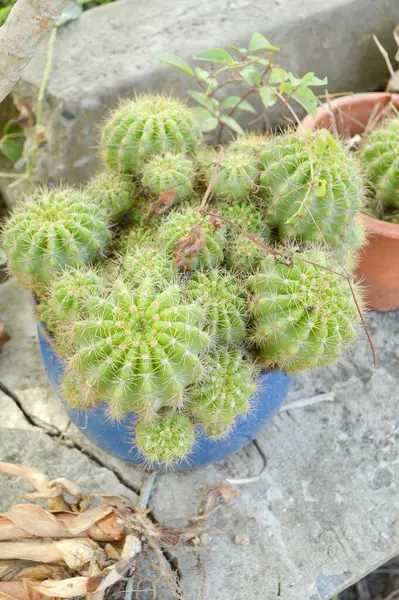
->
(1, 274, 399, 599)
(1, 0, 398, 206)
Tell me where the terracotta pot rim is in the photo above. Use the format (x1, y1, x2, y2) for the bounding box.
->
(361, 213, 399, 239)
(300, 91, 399, 131)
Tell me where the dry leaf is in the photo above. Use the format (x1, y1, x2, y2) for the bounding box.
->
(0, 538, 101, 570)
(0, 464, 69, 512)
(146, 189, 177, 219)
(0, 324, 9, 346)
(6, 505, 69, 538)
(173, 224, 206, 269)
(0, 562, 67, 583)
(0, 581, 30, 600)
(9, 99, 35, 129)
(28, 575, 90, 598)
(63, 506, 115, 536)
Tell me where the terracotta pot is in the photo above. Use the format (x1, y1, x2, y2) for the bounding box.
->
(301, 92, 399, 311)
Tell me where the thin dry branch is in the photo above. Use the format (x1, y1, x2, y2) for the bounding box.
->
(0, 0, 67, 103)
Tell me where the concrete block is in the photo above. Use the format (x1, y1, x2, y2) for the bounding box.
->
(1, 0, 397, 206)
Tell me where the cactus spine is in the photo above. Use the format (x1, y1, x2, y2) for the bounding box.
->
(3, 188, 111, 291)
(141, 152, 195, 202)
(68, 280, 210, 423)
(186, 270, 247, 344)
(187, 350, 258, 425)
(102, 94, 202, 174)
(248, 250, 362, 373)
(259, 129, 363, 249)
(85, 171, 137, 221)
(360, 117, 399, 209)
(202, 148, 258, 200)
(159, 206, 227, 269)
(135, 412, 196, 465)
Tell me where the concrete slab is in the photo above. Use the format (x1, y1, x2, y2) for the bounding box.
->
(1, 0, 397, 206)
(149, 311, 399, 600)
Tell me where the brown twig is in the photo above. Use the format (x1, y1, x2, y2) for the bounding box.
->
(199, 146, 224, 210)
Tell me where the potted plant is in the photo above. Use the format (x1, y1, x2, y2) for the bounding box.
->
(301, 92, 399, 311)
(1, 35, 369, 469)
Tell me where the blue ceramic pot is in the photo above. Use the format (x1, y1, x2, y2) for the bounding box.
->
(37, 321, 292, 470)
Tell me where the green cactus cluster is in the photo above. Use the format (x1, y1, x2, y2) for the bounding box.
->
(2, 92, 367, 466)
(102, 94, 202, 173)
(3, 188, 112, 291)
(141, 152, 195, 202)
(360, 117, 399, 210)
(259, 129, 364, 253)
(248, 250, 362, 373)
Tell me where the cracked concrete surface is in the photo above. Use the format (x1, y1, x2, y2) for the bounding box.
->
(1, 276, 399, 599)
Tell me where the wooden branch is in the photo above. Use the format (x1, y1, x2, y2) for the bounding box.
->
(0, 0, 68, 103)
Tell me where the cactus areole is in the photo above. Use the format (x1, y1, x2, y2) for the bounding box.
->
(4, 92, 367, 468)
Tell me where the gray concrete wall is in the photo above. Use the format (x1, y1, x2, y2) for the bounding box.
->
(1, 0, 398, 205)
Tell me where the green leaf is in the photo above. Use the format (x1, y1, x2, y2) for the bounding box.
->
(220, 96, 256, 113)
(291, 85, 318, 117)
(195, 48, 235, 65)
(269, 68, 289, 84)
(259, 86, 277, 108)
(279, 81, 293, 95)
(57, 0, 83, 26)
(248, 32, 279, 52)
(228, 44, 240, 52)
(289, 72, 328, 88)
(241, 65, 261, 87)
(219, 115, 244, 135)
(188, 90, 219, 112)
(158, 54, 195, 77)
(314, 179, 327, 197)
(192, 107, 219, 132)
(0, 136, 23, 163)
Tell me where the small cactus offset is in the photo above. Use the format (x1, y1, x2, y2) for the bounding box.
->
(218, 201, 270, 271)
(141, 152, 195, 202)
(228, 132, 270, 158)
(186, 270, 247, 344)
(60, 370, 102, 410)
(201, 148, 258, 200)
(68, 280, 210, 423)
(102, 94, 202, 174)
(259, 129, 364, 250)
(3, 188, 111, 291)
(248, 250, 362, 373)
(119, 243, 175, 288)
(360, 117, 399, 209)
(187, 350, 258, 426)
(159, 206, 227, 269)
(135, 412, 196, 465)
(85, 171, 137, 221)
(204, 422, 232, 440)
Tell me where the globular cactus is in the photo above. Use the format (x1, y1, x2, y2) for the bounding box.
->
(119, 243, 175, 288)
(3, 188, 111, 291)
(159, 206, 227, 269)
(61, 370, 101, 410)
(360, 117, 399, 208)
(187, 350, 258, 426)
(247, 250, 362, 373)
(141, 152, 195, 202)
(204, 422, 232, 440)
(116, 226, 155, 255)
(186, 270, 247, 344)
(40, 267, 105, 327)
(102, 94, 202, 174)
(259, 129, 363, 248)
(85, 171, 137, 221)
(228, 132, 270, 158)
(218, 201, 270, 271)
(135, 412, 196, 465)
(69, 280, 210, 423)
(201, 148, 258, 200)
(337, 217, 367, 271)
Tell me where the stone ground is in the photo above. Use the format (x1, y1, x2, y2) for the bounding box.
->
(1, 276, 399, 600)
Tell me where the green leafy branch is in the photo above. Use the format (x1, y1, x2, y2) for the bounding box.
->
(159, 32, 327, 142)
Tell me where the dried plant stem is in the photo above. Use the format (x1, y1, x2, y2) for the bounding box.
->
(373, 34, 399, 89)
(199, 146, 224, 210)
(0, 0, 67, 103)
